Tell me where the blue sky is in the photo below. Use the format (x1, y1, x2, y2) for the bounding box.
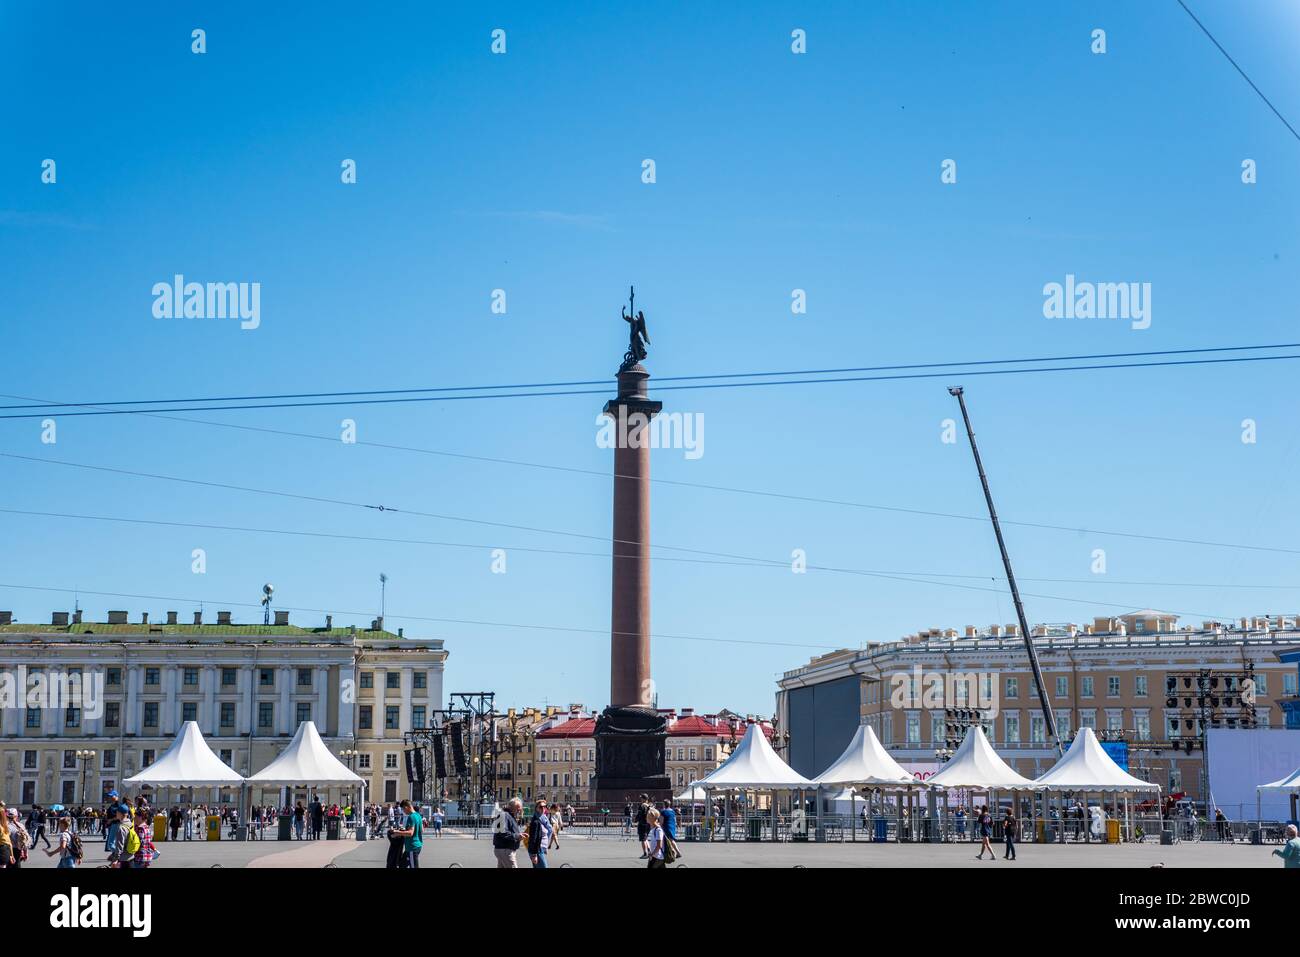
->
(1, 1, 1298, 717)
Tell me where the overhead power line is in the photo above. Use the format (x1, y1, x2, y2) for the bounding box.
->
(2, 351, 1300, 419)
(3, 342, 1295, 413)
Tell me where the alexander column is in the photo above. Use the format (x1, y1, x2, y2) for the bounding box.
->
(592, 287, 671, 804)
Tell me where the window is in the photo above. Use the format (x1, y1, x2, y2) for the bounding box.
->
(537, 749, 546, 763)
(359, 706, 373, 730)
(384, 753, 399, 770)
(259, 669, 274, 687)
(220, 702, 235, 728)
(221, 668, 236, 687)
(26, 708, 40, 728)
(1005, 714, 1020, 743)
(184, 667, 199, 686)
(145, 667, 160, 686)
(704, 746, 713, 761)
(103, 750, 116, 770)
(63, 750, 77, 769)
(143, 702, 159, 728)
(65, 707, 81, 727)
(358, 754, 371, 770)
(1055, 677, 1068, 698)
(386, 672, 400, 690)
(551, 773, 558, 787)
(105, 702, 120, 729)
(588, 749, 595, 762)
(258, 702, 274, 729)
(931, 714, 945, 743)
(106, 668, 122, 686)
(142, 749, 155, 768)
(360, 672, 373, 689)
(1135, 675, 1148, 697)
(1081, 676, 1094, 698)
(1106, 711, 1123, 732)
(563, 773, 571, 787)
(182, 702, 197, 723)
(1282, 673, 1297, 697)
(1255, 675, 1268, 696)
(23, 750, 37, 770)
(1134, 712, 1151, 740)
(688, 747, 697, 761)
(412, 706, 426, 727)
(385, 705, 399, 730)
(1005, 677, 1019, 699)
(297, 668, 312, 687)
(1108, 676, 1121, 697)
(219, 749, 233, 766)
(1030, 715, 1045, 744)
(296, 702, 311, 725)
(1080, 710, 1097, 730)
(414, 671, 427, 690)
(1054, 710, 1071, 738)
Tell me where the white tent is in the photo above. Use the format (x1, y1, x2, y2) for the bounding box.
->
(698, 723, 814, 789)
(1257, 766, 1300, 792)
(125, 721, 245, 787)
(926, 725, 1035, 790)
(813, 723, 918, 787)
(1032, 728, 1160, 792)
(675, 782, 709, 803)
(246, 721, 364, 786)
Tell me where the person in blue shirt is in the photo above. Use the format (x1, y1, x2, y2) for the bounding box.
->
(661, 799, 678, 841)
(1273, 824, 1300, 868)
(391, 799, 424, 868)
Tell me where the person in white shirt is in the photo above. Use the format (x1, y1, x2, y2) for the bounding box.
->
(645, 808, 666, 869)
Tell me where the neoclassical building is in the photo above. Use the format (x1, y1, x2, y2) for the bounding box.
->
(0, 608, 446, 807)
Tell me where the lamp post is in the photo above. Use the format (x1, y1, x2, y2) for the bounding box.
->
(76, 749, 97, 805)
(498, 708, 535, 804)
(339, 748, 366, 839)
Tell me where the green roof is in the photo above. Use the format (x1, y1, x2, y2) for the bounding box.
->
(0, 622, 402, 639)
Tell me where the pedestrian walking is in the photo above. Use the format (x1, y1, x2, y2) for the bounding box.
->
(46, 815, 81, 868)
(1003, 808, 1018, 860)
(975, 806, 995, 860)
(1273, 824, 1300, 868)
(4, 807, 28, 869)
(432, 806, 444, 837)
(645, 808, 667, 869)
(28, 805, 51, 850)
(661, 799, 678, 842)
(548, 802, 562, 849)
(635, 794, 650, 858)
(955, 807, 966, 840)
(527, 799, 553, 868)
(492, 799, 525, 868)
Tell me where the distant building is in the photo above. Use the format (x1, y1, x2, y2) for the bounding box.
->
(777, 610, 1299, 800)
(0, 608, 446, 807)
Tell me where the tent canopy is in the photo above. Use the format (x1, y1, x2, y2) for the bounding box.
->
(1257, 766, 1300, 793)
(927, 725, 1035, 790)
(124, 721, 245, 788)
(698, 723, 814, 790)
(674, 782, 709, 803)
(1032, 727, 1160, 792)
(246, 721, 363, 786)
(813, 723, 918, 787)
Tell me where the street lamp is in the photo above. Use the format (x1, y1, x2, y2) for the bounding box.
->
(339, 748, 367, 839)
(76, 749, 97, 804)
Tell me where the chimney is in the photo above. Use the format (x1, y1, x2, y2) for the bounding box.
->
(1084, 624, 1094, 635)
(216, 611, 232, 625)
(107, 610, 128, 625)
(167, 611, 178, 625)
(964, 626, 978, 638)
(52, 611, 70, 626)
(375, 616, 384, 632)
(1067, 624, 1078, 637)
(1006, 624, 1019, 637)
(990, 625, 1003, 637)
(72, 610, 82, 624)
(194, 611, 203, 625)
(397, 628, 403, 638)
(325, 615, 333, 629)
(141, 612, 149, 625)
(274, 610, 289, 626)
(0, 611, 11, 625)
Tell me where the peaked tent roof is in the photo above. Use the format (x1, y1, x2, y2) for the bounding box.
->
(1257, 766, 1300, 792)
(1031, 727, 1160, 791)
(124, 721, 246, 787)
(675, 782, 710, 802)
(246, 721, 364, 786)
(926, 725, 1035, 790)
(813, 723, 919, 787)
(698, 722, 815, 790)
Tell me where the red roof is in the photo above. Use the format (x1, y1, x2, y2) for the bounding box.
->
(668, 715, 772, 739)
(535, 717, 597, 739)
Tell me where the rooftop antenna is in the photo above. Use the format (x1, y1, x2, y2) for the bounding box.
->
(261, 583, 274, 626)
(379, 573, 388, 622)
(948, 386, 1062, 757)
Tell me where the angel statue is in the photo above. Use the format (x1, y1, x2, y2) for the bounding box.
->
(620, 286, 650, 371)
